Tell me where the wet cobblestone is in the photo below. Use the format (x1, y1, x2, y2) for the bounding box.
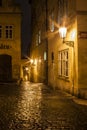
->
(0, 82, 87, 130)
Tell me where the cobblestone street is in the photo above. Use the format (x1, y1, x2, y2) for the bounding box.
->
(0, 82, 87, 130)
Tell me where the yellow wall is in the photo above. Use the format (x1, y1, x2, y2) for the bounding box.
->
(76, 0, 87, 11)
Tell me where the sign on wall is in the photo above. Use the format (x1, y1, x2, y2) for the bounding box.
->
(78, 32, 87, 39)
(0, 43, 12, 49)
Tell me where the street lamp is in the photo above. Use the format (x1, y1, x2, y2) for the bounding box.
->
(59, 26, 74, 47)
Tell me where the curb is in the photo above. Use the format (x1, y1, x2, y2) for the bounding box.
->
(72, 97, 87, 106)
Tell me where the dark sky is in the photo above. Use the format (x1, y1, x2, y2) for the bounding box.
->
(15, 0, 31, 57)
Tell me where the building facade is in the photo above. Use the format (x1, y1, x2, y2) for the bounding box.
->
(30, 0, 48, 83)
(30, 0, 87, 99)
(0, 0, 22, 82)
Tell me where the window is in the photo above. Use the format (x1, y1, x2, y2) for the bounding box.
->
(36, 30, 41, 46)
(58, 49, 69, 77)
(0, 26, 2, 38)
(5, 25, 13, 39)
(44, 51, 47, 61)
(38, 30, 41, 44)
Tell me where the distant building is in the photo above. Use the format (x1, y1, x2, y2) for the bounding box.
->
(0, 0, 22, 82)
(30, 0, 87, 99)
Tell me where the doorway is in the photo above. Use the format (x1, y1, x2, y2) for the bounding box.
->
(0, 54, 12, 82)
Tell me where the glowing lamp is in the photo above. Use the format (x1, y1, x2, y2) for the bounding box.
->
(59, 27, 67, 38)
(59, 26, 74, 47)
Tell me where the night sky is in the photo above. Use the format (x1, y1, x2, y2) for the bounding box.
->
(15, 0, 31, 57)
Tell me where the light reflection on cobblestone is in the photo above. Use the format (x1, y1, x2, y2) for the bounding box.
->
(0, 82, 87, 130)
(13, 82, 43, 129)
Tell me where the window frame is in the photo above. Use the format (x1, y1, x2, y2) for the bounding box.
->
(58, 49, 69, 79)
(5, 25, 13, 39)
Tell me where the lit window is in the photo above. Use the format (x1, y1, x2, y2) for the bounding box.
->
(58, 49, 69, 77)
(38, 30, 41, 44)
(36, 31, 41, 46)
(0, 26, 2, 38)
(5, 25, 13, 39)
(44, 51, 47, 61)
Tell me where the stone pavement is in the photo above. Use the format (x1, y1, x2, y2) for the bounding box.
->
(0, 82, 87, 130)
(60, 90, 87, 106)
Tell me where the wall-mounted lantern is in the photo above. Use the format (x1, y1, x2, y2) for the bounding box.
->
(59, 26, 74, 47)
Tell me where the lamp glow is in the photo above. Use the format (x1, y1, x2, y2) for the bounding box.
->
(30, 59, 34, 64)
(59, 27, 67, 38)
